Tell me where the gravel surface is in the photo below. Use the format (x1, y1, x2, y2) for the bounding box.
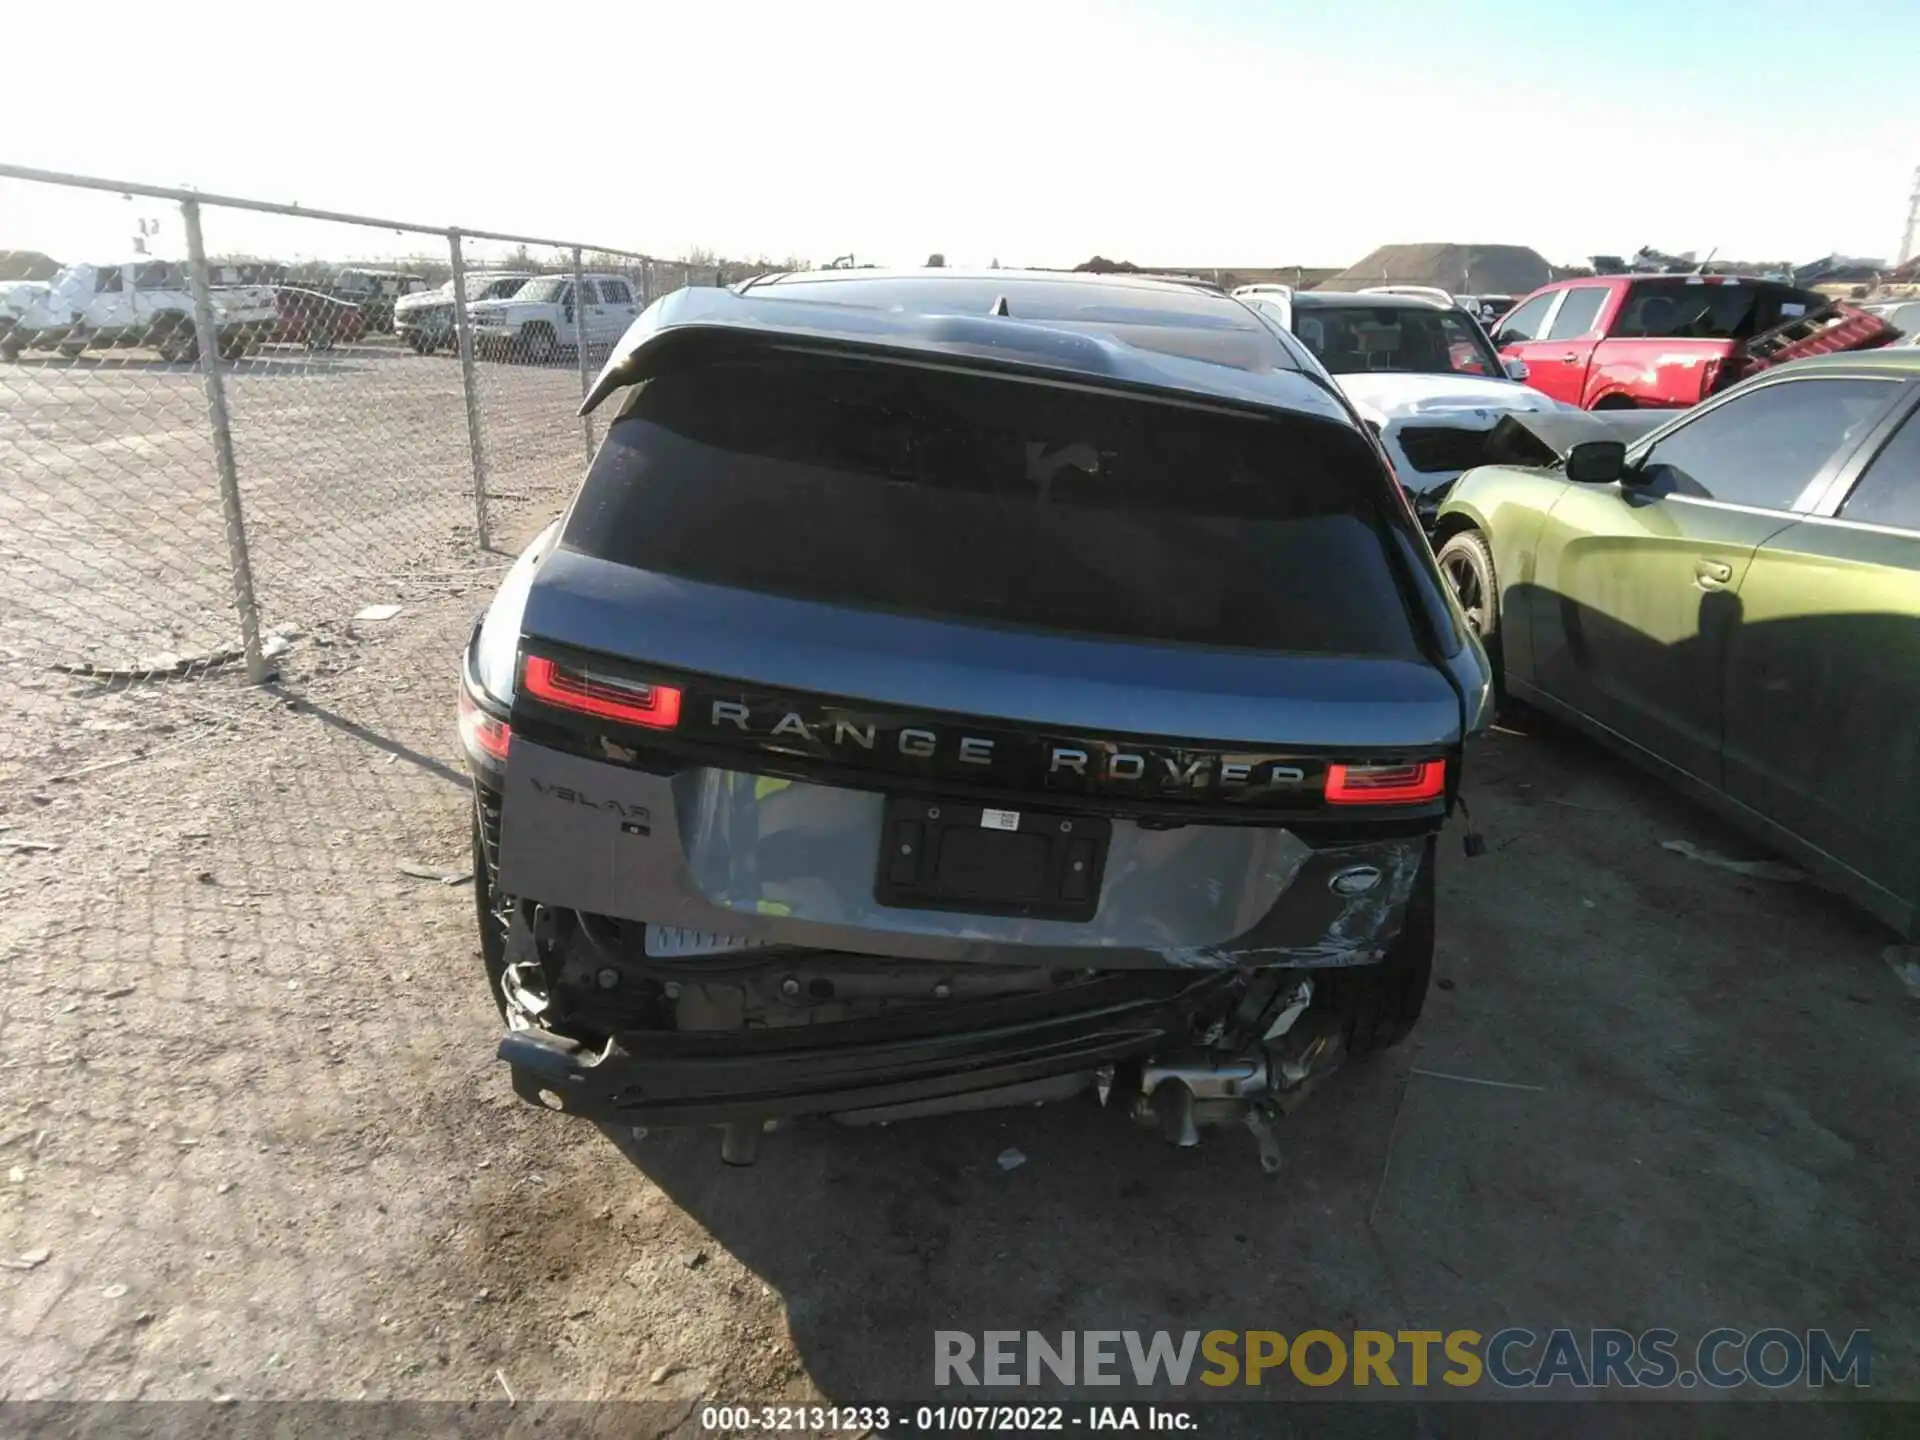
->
(0, 345, 1914, 1427)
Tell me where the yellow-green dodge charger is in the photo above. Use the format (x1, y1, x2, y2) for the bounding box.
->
(1434, 349, 1920, 933)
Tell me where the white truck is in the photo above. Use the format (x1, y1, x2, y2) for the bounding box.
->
(467, 273, 640, 363)
(0, 260, 278, 362)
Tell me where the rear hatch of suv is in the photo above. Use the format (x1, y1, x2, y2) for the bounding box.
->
(494, 338, 1477, 968)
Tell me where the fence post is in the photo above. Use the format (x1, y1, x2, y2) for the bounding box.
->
(447, 229, 491, 551)
(181, 197, 267, 684)
(641, 258, 654, 308)
(572, 246, 594, 461)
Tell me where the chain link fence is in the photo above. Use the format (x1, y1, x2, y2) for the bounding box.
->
(0, 165, 776, 794)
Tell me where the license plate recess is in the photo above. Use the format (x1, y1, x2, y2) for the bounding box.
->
(874, 797, 1110, 921)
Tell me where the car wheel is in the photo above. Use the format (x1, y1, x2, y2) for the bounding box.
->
(406, 333, 429, 355)
(1435, 529, 1501, 678)
(1, 339, 21, 362)
(521, 323, 556, 364)
(1322, 837, 1435, 1058)
(57, 341, 87, 359)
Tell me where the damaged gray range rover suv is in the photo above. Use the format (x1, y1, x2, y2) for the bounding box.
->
(457, 270, 1492, 1169)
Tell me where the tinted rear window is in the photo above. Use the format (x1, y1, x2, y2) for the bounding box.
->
(1613, 279, 1822, 340)
(564, 353, 1417, 656)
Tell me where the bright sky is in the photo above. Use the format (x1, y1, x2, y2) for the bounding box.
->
(3, 0, 1916, 271)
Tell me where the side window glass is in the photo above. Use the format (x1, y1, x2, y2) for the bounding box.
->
(1838, 410, 1920, 531)
(96, 267, 123, 294)
(601, 280, 632, 305)
(1494, 292, 1554, 344)
(1546, 287, 1607, 340)
(1639, 379, 1898, 510)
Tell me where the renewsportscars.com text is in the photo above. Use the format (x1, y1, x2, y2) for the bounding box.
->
(934, 1328, 1871, 1391)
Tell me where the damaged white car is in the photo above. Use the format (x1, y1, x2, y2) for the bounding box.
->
(1235, 286, 1571, 525)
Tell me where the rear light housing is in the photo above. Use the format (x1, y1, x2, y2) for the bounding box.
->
(458, 686, 511, 762)
(522, 655, 682, 730)
(1325, 759, 1446, 805)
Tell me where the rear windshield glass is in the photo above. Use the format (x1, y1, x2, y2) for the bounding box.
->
(1612, 280, 1821, 340)
(563, 353, 1417, 656)
(1291, 303, 1500, 377)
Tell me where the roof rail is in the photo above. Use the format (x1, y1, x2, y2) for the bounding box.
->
(1126, 272, 1228, 294)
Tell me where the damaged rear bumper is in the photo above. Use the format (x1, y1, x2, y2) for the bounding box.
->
(498, 972, 1240, 1128)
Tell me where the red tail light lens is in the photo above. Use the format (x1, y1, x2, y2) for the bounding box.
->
(522, 655, 682, 730)
(1325, 759, 1446, 805)
(458, 687, 512, 762)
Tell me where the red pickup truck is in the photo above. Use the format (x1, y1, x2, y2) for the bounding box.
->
(1492, 274, 1896, 410)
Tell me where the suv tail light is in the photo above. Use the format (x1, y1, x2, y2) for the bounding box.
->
(522, 655, 682, 730)
(1325, 760, 1446, 805)
(458, 687, 511, 762)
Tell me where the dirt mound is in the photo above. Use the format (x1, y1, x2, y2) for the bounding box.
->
(0, 249, 61, 281)
(1321, 243, 1551, 296)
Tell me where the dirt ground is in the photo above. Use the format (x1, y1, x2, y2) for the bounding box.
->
(0, 347, 1916, 1432)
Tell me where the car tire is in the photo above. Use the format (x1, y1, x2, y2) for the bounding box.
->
(520, 323, 556, 365)
(1435, 529, 1501, 683)
(1323, 837, 1435, 1058)
(0, 339, 18, 362)
(406, 333, 429, 355)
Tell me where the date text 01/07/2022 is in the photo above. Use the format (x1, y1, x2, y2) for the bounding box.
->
(697, 1403, 1202, 1433)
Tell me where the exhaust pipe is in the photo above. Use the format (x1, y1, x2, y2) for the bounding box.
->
(719, 1119, 762, 1166)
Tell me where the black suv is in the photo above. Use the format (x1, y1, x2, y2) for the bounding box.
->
(457, 270, 1492, 1167)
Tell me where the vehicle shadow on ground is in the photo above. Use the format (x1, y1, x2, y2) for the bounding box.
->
(577, 703, 1915, 1428)
(598, 1058, 1412, 1403)
(273, 686, 471, 790)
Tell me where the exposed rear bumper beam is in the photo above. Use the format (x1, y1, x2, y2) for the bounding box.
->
(498, 975, 1238, 1128)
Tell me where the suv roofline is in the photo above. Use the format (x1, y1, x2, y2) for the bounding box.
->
(743, 267, 1228, 296)
(1300, 290, 1454, 310)
(583, 271, 1351, 421)
(1356, 285, 1459, 307)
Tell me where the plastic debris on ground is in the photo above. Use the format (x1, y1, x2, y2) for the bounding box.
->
(1883, 946, 1920, 1000)
(1660, 839, 1805, 883)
